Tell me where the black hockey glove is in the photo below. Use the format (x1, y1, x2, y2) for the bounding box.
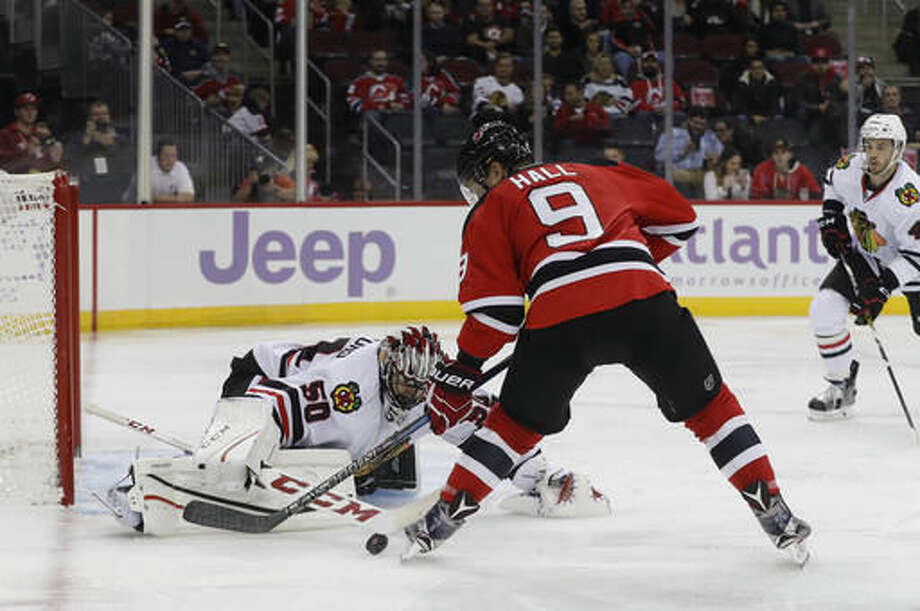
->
(850, 262, 899, 325)
(817, 200, 852, 258)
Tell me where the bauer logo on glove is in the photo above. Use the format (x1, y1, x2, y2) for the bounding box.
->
(426, 359, 482, 435)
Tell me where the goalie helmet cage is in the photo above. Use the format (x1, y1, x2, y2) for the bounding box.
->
(0, 171, 80, 505)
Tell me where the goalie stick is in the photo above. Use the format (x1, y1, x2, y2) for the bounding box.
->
(182, 354, 512, 534)
(85, 403, 442, 534)
(840, 256, 920, 442)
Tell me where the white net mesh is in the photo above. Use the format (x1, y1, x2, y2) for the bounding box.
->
(0, 172, 63, 504)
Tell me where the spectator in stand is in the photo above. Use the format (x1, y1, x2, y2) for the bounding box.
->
(654, 106, 722, 197)
(731, 58, 781, 126)
(553, 82, 611, 143)
(713, 117, 763, 168)
(462, 0, 514, 67)
(794, 46, 846, 152)
(193, 43, 243, 106)
(690, 0, 749, 38)
(880, 84, 917, 137)
(608, 0, 655, 78)
(513, 2, 555, 57)
(270, 127, 297, 174)
(0, 92, 62, 173)
(66, 100, 130, 203)
(543, 27, 583, 85)
(245, 85, 275, 132)
(601, 145, 626, 164)
(759, 1, 802, 63)
(472, 52, 525, 116)
(583, 53, 635, 119)
(315, 0, 358, 32)
(132, 140, 195, 203)
(560, 0, 599, 53)
(576, 30, 604, 81)
(346, 49, 411, 115)
(894, 6, 920, 76)
(420, 53, 461, 115)
(219, 84, 270, 141)
(750, 138, 820, 200)
(703, 147, 751, 200)
(850, 56, 885, 125)
(786, 0, 829, 34)
(631, 51, 687, 121)
(154, 0, 208, 44)
(161, 19, 211, 86)
(423, 2, 463, 60)
(233, 155, 294, 203)
(719, 37, 763, 104)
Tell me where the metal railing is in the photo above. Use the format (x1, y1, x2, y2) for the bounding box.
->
(307, 59, 332, 185)
(362, 114, 400, 200)
(153, 67, 285, 202)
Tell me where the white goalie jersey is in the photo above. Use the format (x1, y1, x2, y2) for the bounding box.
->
(234, 336, 486, 458)
(824, 153, 920, 288)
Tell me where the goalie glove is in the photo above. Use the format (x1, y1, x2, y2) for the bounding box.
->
(500, 452, 612, 519)
(426, 358, 482, 435)
(817, 200, 852, 258)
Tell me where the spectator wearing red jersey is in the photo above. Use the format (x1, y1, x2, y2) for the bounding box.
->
(315, 0, 358, 32)
(630, 51, 686, 119)
(0, 92, 63, 173)
(420, 53, 461, 114)
(751, 139, 820, 200)
(347, 49, 411, 114)
(154, 0, 208, 43)
(553, 82, 610, 143)
(193, 43, 243, 106)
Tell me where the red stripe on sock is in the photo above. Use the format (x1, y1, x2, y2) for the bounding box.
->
(442, 465, 493, 504)
(729, 457, 778, 494)
(482, 402, 543, 454)
(683, 384, 744, 441)
(818, 334, 850, 350)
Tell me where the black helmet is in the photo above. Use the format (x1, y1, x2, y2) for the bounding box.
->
(456, 117, 533, 205)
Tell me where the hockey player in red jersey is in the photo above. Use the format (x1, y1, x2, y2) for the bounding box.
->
(403, 118, 812, 563)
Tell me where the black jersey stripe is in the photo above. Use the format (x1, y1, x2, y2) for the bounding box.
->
(898, 250, 920, 273)
(296, 337, 351, 367)
(221, 350, 267, 398)
(458, 434, 514, 480)
(710, 424, 762, 469)
(526, 246, 658, 299)
(261, 379, 305, 444)
(279, 348, 300, 377)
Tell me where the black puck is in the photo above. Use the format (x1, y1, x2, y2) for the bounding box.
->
(365, 532, 389, 555)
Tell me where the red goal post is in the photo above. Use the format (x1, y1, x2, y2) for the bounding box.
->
(0, 171, 80, 505)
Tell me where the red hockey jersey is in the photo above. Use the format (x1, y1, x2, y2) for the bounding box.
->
(456, 162, 700, 360)
(347, 73, 410, 113)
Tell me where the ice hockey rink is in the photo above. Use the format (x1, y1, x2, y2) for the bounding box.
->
(2, 315, 920, 610)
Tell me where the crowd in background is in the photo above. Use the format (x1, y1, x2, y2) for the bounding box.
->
(2, 0, 920, 202)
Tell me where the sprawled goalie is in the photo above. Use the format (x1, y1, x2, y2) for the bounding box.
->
(105, 327, 610, 534)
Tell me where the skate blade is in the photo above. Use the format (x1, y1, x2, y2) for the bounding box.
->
(92, 491, 124, 519)
(782, 540, 811, 567)
(807, 407, 853, 422)
(400, 539, 425, 563)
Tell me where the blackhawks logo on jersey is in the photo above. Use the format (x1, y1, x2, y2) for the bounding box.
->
(849, 209, 888, 252)
(835, 154, 854, 170)
(895, 183, 920, 207)
(331, 382, 362, 413)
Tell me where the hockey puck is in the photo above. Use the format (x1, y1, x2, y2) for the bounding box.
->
(365, 532, 388, 555)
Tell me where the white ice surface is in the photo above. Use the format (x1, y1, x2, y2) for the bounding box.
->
(2, 317, 920, 610)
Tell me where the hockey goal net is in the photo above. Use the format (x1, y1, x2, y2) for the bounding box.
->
(0, 171, 80, 505)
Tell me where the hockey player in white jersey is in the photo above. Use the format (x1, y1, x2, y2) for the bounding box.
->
(810, 113, 920, 419)
(106, 327, 610, 534)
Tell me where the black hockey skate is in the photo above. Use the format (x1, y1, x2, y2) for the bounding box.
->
(907, 292, 920, 335)
(402, 491, 479, 560)
(741, 480, 811, 565)
(808, 360, 859, 421)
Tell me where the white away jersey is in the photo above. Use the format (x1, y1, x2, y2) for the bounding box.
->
(824, 153, 920, 286)
(241, 337, 487, 458)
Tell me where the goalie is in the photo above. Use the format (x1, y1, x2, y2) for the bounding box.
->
(105, 326, 611, 534)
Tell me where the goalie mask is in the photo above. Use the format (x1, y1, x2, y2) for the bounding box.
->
(379, 326, 444, 422)
(456, 119, 533, 205)
(859, 113, 906, 176)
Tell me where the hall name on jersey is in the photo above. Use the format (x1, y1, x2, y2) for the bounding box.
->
(509, 164, 578, 190)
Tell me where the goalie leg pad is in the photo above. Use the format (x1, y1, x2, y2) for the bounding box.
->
(126, 449, 370, 535)
(194, 397, 280, 481)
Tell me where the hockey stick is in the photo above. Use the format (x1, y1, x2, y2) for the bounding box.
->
(182, 354, 513, 533)
(85, 403, 194, 454)
(85, 403, 443, 534)
(839, 256, 919, 442)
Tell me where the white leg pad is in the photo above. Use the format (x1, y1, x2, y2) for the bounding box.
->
(194, 397, 280, 481)
(131, 448, 381, 535)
